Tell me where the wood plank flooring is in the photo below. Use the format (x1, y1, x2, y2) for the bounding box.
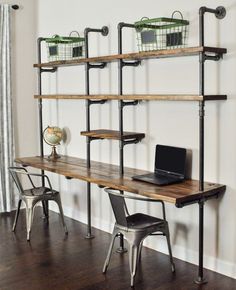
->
(0, 209, 235, 290)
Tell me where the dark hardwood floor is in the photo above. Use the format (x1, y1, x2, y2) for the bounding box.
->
(0, 208, 235, 290)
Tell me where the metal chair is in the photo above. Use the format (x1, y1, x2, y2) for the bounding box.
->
(103, 188, 175, 287)
(9, 166, 68, 241)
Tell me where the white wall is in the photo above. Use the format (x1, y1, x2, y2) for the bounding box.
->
(18, 0, 236, 279)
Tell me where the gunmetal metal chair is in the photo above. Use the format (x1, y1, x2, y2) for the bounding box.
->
(9, 166, 68, 241)
(103, 188, 175, 287)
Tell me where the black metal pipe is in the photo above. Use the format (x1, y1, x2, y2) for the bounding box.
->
(199, 5, 206, 192)
(37, 38, 44, 159)
(122, 61, 140, 67)
(11, 5, 19, 10)
(85, 182, 94, 239)
(85, 29, 91, 168)
(118, 22, 141, 176)
(196, 6, 226, 284)
(118, 23, 126, 250)
(198, 201, 204, 278)
(84, 26, 109, 238)
(37, 37, 49, 218)
(37, 38, 45, 188)
(197, 8, 206, 284)
(84, 26, 109, 37)
(118, 22, 136, 30)
(199, 8, 204, 46)
(199, 6, 226, 19)
(84, 26, 109, 168)
(199, 101, 205, 192)
(195, 6, 228, 285)
(199, 6, 217, 15)
(117, 22, 141, 252)
(118, 23, 124, 176)
(199, 53, 205, 193)
(199, 6, 226, 46)
(194, 201, 207, 284)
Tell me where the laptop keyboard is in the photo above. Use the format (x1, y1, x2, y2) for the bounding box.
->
(132, 172, 182, 185)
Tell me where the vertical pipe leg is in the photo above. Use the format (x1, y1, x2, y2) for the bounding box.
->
(85, 182, 94, 239)
(195, 201, 207, 284)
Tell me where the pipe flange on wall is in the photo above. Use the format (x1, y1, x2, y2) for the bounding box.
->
(215, 6, 226, 19)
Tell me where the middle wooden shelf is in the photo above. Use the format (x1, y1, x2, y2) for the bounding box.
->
(80, 129, 145, 141)
(34, 94, 227, 101)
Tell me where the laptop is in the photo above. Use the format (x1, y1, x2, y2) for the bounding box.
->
(132, 144, 186, 186)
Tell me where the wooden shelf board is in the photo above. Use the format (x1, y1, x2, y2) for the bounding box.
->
(15, 155, 226, 207)
(33, 46, 227, 68)
(34, 94, 227, 101)
(80, 129, 145, 141)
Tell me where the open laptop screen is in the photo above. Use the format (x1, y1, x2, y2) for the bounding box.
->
(155, 145, 186, 176)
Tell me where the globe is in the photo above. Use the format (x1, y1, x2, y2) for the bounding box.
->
(43, 126, 63, 160)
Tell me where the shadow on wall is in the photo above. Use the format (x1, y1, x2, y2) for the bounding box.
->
(172, 222, 190, 258)
(62, 126, 72, 155)
(207, 195, 224, 270)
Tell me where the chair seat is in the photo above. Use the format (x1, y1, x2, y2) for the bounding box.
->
(23, 187, 58, 196)
(126, 213, 164, 229)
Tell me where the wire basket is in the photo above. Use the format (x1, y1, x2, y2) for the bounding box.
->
(45, 31, 85, 62)
(134, 11, 189, 52)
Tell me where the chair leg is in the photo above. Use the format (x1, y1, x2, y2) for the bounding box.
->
(25, 204, 35, 241)
(138, 240, 143, 263)
(54, 195, 68, 235)
(12, 199, 22, 232)
(103, 230, 117, 273)
(129, 244, 139, 287)
(165, 225, 175, 272)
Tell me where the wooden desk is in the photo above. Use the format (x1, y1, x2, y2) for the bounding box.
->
(15, 155, 226, 283)
(15, 155, 225, 208)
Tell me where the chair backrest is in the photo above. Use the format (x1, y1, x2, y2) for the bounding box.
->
(107, 190, 128, 227)
(9, 167, 35, 195)
(105, 188, 167, 223)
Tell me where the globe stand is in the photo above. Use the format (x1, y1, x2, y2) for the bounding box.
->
(48, 145, 61, 161)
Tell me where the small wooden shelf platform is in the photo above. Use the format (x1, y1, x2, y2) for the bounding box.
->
(34, 46, 227, 68)
(15, 155, 226, 208)
(34, 94, 227, 101)
(80, 129, 145, 141)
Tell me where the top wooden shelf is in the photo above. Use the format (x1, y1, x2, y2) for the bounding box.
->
(34, 46, 227, 68)
(15, 155, 226, 208)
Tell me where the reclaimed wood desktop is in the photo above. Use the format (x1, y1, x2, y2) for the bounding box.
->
(15, 155, 225, 208)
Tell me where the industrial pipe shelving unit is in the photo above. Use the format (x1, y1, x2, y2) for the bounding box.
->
(35, 6, 227, 284)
